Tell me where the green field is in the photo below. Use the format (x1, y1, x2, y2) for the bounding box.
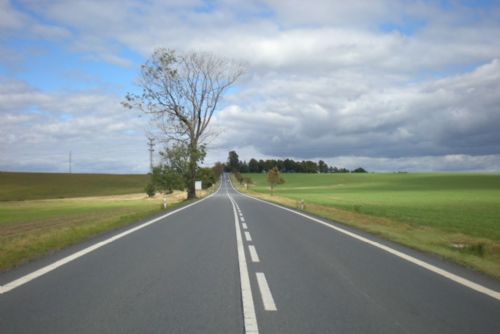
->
(0, 172, 150, 201)
(0, 172, 175, 271)
(240, 173, 500, 278)
(0, 196, 165, 271)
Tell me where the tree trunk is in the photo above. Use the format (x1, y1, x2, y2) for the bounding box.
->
(186, 141, 198, 199)
(187, 179, 196, 199)
(187, 160, 196, 199)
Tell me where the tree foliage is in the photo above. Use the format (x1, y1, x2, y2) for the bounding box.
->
(196, 167, 217, 189)
(267, 166, 285, 195)
(150, 142, 202, 194)
(160, 142, 192, 176)
(352, 167, 368, 173)
(212, 162, 225, 178)
(145, 182, 156, 197)
(231, 151, 368, 174)
(124, 49, 244, 199)
(243, 176, 253, 186)
(234, 171, 243, 184)
(248, 158, 259, 173)
(151, 165, 185, 194)
(227, 150, 240, 172)
(318, 160, 328, 173)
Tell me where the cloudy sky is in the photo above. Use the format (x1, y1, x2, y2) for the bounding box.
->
(1, 0, 500, 173)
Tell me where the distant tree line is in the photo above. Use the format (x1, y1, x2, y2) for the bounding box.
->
(225, 150, 367, 174)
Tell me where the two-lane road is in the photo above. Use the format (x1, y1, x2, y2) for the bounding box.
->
(1, 175, 499, 333)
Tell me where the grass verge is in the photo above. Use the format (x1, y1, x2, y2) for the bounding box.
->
(0, 191, 194, 272)
(232, 175, 500, 280)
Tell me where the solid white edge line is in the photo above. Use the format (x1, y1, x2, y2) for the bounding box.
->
(230, 181, 500, 302)
(0, 186, 220, 295)
(228, 195, 259, 334)
(242, 223, 248, 230)
(256, 272, 277, 311)
(248, 245, 260, 263)
(245, 231, 253, 242)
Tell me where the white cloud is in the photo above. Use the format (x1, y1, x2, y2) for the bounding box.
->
(0, 78, 149, 173)
(0, 0, 27, 31)
(0, 0, 71, 39)
(2, 1, 500, 172)
(210, 58, 500, 162)
(30, 23, 71, 40)
(16, 0, 498, 72)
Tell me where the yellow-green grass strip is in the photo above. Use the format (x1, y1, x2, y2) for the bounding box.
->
(0, 193, 181, 272)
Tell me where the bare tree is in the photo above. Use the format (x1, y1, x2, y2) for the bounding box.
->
(123, 49, 244, 199)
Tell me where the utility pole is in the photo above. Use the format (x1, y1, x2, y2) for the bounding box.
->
(69, 151, 72, 174)
(147, 137, 155, 172)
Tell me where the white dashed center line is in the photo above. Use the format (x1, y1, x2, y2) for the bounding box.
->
(228, 195, 259, 333)
(248, 245, 260, 263)
(256, 272, 277, 311)
(229, 191, 279, 319)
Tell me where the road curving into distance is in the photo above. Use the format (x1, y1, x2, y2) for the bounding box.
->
(1, 174, 499, 333)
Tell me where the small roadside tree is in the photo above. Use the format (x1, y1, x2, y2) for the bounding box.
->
(123, 49, 244, 199)
(267, 166, 285, 195)
(145, 182, 156, 197)
(243, 176, 253, 190)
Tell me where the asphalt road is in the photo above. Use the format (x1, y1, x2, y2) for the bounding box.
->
(1, 175, 499, 333)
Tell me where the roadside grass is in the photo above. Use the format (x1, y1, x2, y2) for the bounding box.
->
(0, 170, 219, 272)
(0, 192, 192, 272)
(234, 173, 500, 279)
(0, 172, 150, 201)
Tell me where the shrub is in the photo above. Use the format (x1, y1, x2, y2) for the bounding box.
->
(145, 183, 156, 197)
